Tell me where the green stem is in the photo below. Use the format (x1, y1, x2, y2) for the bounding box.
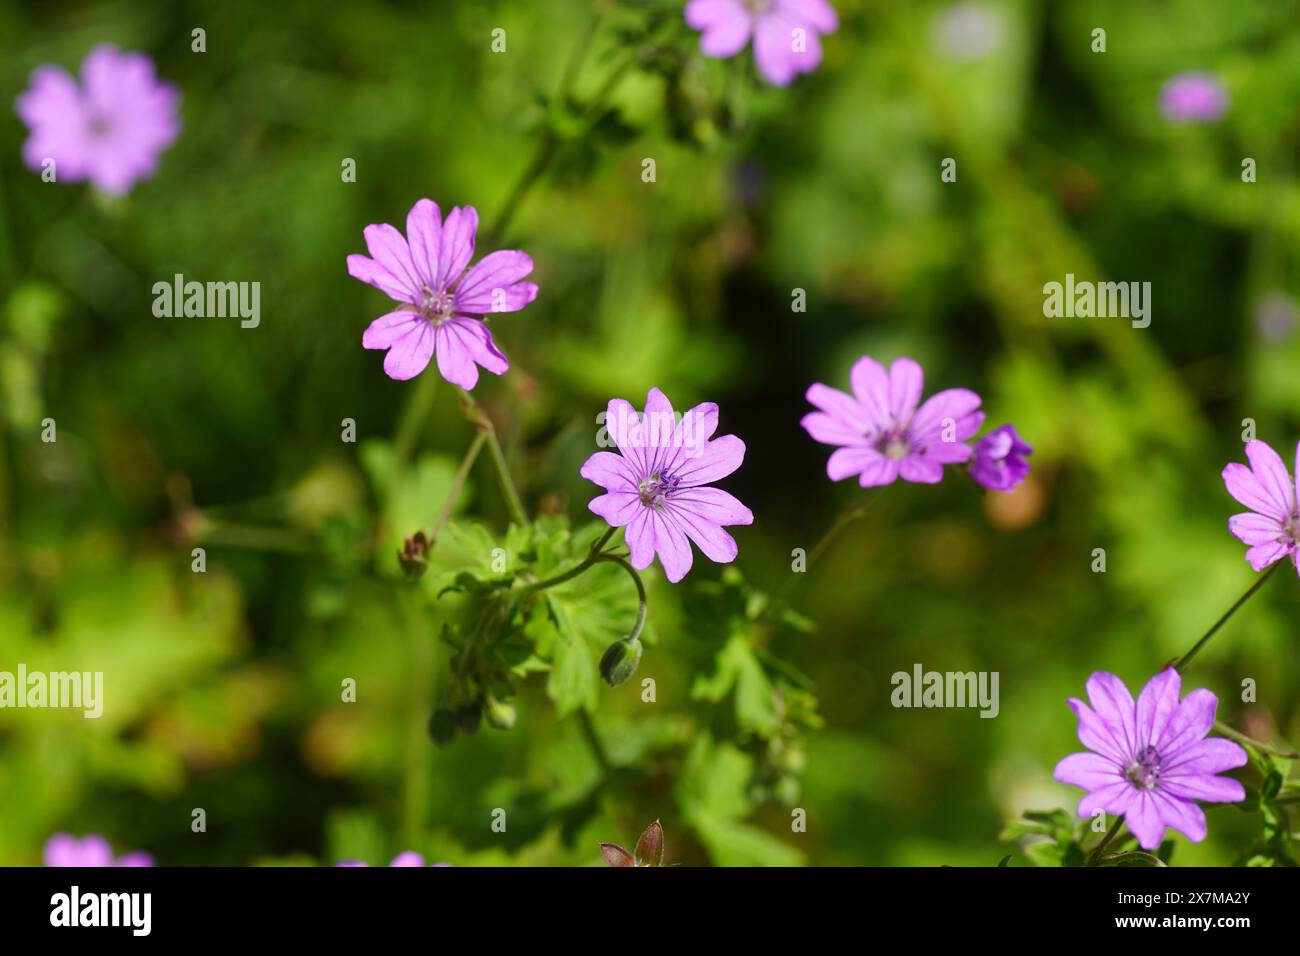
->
(1086, 817, 1125, 866)
(593, 553, 648, 644)
(1173, 562, 1281, 672)
(428, 432, 487, 546)
(779, 491, 886, 599)
(458, 389, 528, 526)
(392, 371, 440, 471)
(1212, 720, 1300, 760)
(522, 527, 619, 594)
(578, 709, 612, 777)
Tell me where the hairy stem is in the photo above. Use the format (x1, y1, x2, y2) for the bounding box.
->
(1086, 816, 1125, 866)
(578, 709, 612, 777)
(522, 527, 619, 594)
(428, 432, 487, 546)
(1173, 562, 1281, 672)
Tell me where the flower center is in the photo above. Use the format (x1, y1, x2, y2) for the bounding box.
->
(87, 113, 112, 139)
(417, 285, 455, 323)
(875, 427, 911, 461)
(1124, 745, 1162, 790)
(1284, 512, 1300, 544)
(741, 0, 773, 14)
(638, 472, 680, 508)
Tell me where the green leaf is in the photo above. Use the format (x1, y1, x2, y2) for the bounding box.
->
(548, 631, 598, 717)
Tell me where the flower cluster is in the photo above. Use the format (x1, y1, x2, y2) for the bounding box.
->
(801, 355, 1031, 492)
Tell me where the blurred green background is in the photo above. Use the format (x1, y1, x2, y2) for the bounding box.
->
(1, 0, 1298, 866)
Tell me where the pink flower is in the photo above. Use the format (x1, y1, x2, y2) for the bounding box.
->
(1159, 71, 1228, 123)
(1222, 438, 1300, 575)
(44, 833, 154, 867)
(685, 0, 838, 87)
(15, 44, 180, 195)
(969, 424, 1033, 491)
(801, 356, 984, 486)
(1054, 670, 1247, 850)
(347, 200, 539, 386)
(336, 852, 444, 867)
(581, 388, 753, 583)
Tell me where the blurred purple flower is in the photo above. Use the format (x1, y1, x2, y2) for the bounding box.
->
(1254, 293, 1297, 343)
(685, 0, 838, 87)
(15, 44, 180, 195)
(1222, 438, 1300, 575)
(801, 356, 984, 486)
(347, 199, 538, 386)
(1159, 71, 1227, 123)
(336, 852, 448, 867)
(581, 387, 752, 583)
(969, 424, 1033, 491)
(1054, 669, 1247, 850)
(44, 833, 154, 867)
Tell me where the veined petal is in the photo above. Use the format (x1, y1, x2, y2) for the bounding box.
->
(456, 250, 537, 313)
(1160, 773, 1245, 805)
(382, 322, 435, 381)
(1150, 791, 1207, 843)
(435, 206, 478, 289)
(670, 486, 753, 526)
(1222, 462, 1284, 519)
(1228, 512, 1286, 546)
(405, 198, 442, 287)
(1084, 672, 1138, 760)
(1245, 439, 1295, 516)
(888, 358, 924, 421)
(580, 451, 639, 492)
(1163, 738, 1248, 777)
(347, 253, 411, 303)
(362, 310, 422, 350)
(363, 224, 423, 299)
(665, 505, 739, 564)
(1153, 688, 1217, 758)
(1123, 791, 1167, 850)
(588, 491, 640, 527)
(650, 509, 693, 583)
(1054, 751, 1124, 791)
(801, 411, 866, 447)
(1134, 668, 1181, 751)
(674, 435, 745, 487)
(1067, 696, 1129, 765)
(848, 357, 890, 426)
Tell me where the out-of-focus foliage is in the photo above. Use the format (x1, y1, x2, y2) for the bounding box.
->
(1, 0, 1298, 866)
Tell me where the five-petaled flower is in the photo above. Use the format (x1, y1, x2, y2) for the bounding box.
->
(44, 833, 154, 867)
(1222, 438, 1300, 576)
(15, 44, 181, 195)
(802, 356, 984, 486)
(969, 424, 1033, 492)
(581, 387, 753, 583)
(1054, 669, 1247, 850)
(347, 199, 539, 386)
(685, 0, 838, 87)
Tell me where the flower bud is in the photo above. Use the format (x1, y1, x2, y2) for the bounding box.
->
(484, 696, 517, 731)
(599, 636, 642, 687)
(398, 531, 430, 580)
(427, 707, 457, 747)
(455, 701, 483, 735)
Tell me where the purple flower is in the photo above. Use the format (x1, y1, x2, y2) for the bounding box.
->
(1055, 670, 1247, 850)
(347, 200, 539, 386)
(15, 44, 180, 195)
(44, 833, 154, 867)
(1159, 71, 1228, 123)
(801, 356, 984, 486)
(969, 424, 1033, 491)
(1222, 439, 1300, 575)
(336, 852, 446, 867)
(581, 388, 753, 583)
(685, 0, 838, 87)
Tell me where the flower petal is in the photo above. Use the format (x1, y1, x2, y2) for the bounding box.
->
(435, 205, 478, 289)
(361, 310, 422, 350)
(1246, 439, 1295, 516)
(1150, 791, 1207, 843)
(674, 435, 745, 487)
(382, 321, 435, 381)
(1153, 688, 1217, 758)
(347, 254, 411, 303)
(650, 509, 693, 582)
(1123, 791, 1168, 850)
(580, 451, 639, 492)
(405, 199, 442, 287)
(588, 491, 641, 527)
(888, 358, 924, 421)
(363, 224, 422, 299)
(670, 486, 753, 526)
(1135, 668, 1181, 751)
(1164, 738, 1248, 777)
(848, 357, 890, 426)
(666, 506, 739, 564)
(456, 250, 538, 313)
(686, 0, 753, 57)
(1054, 751, 1124, 791)
(1084, 672, 1137, 760)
